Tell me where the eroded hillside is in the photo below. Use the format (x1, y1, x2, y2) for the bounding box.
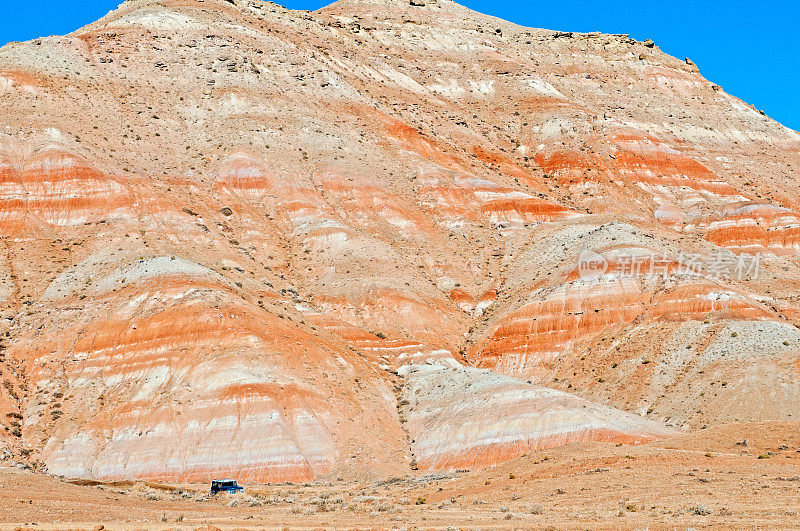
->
(0, 0, 798, 481)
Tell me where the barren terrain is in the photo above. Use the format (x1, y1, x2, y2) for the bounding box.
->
(3, 422, 800, 528)
(1, 0, 799, 527)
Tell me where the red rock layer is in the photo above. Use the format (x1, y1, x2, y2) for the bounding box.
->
(610, 133, 739, 198)
(703, 203, 800, 253)
(473, 247, 778, 379)
(0, 145, 131, 236)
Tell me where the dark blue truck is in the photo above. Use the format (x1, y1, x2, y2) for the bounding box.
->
(210, 479, 243, 495)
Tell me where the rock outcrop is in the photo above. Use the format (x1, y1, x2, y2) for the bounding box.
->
(400, 364, 672, 471)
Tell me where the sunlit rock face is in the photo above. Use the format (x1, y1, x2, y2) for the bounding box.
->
(0, 145, 133, 236)
(702, 203, 800, 254)
(22, 256, 408, 481)
(0, 0, 799, 480)
(400, 365, 674, 471)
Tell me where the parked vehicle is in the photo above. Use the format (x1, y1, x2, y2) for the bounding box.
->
(210, 479, 243, 495)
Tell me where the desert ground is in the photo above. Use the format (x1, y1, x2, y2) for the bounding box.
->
(3, 421, 800, 529)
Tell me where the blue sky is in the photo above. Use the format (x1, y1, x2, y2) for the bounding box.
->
(2, 0, 798, 131)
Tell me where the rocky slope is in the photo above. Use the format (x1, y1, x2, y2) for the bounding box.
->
(0, 0, 798, 481)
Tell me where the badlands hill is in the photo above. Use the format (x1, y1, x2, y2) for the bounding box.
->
(0, 0, 798, 483)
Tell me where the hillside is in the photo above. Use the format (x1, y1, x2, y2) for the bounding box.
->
(0, 0, 799, 483)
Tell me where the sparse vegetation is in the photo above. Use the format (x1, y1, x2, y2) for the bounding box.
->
(690, 504, 712, 516)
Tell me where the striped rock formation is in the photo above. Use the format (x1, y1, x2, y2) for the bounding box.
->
(400, 365, 673, 471)
(0, 0, 798, 480)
